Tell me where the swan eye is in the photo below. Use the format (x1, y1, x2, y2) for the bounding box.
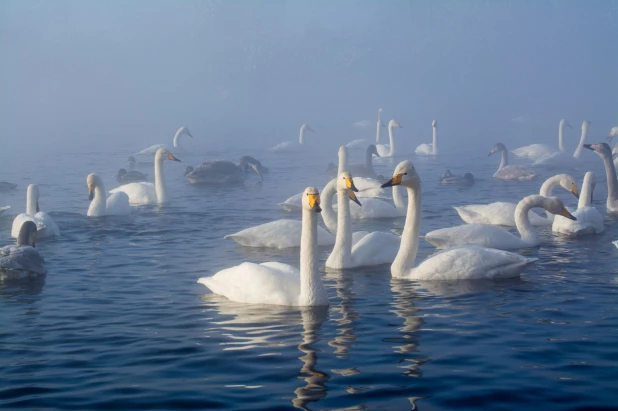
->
(404, 172, 408, 175)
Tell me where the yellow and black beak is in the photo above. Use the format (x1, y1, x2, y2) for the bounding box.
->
(349, 190, 362, 207)
(381, 173, 403, 188)
(571, 184, 579, 199)
(308, 193, 322, 213)
(167, 152, 181, 162)
(88, 184, 95, 201)
(345, 177, 359, 192)
(559, 207, 577, 221)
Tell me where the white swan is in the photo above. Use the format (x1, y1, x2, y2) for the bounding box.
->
(607, 126, 618, 141)
(415, 120, 438, 156)
(489, 143, 536, 180)
(86, 174, 131, 217)
(425, 195, 575, 249)
(380, 161, 538, 280)
(553, 172, 603, 235)
(134, 126, 193, 156)
(533, 120, 590, 167)
(199, 187, 329, 306)
(584, 143, 618, 212)
(0, 206, 10, 216)
(325, 173, 399, 268)
(512, 119, 572, 160)
(376, 120, 402, 157)
(270, 124, 315, 153)
(346, 108, 385, 149)
(224, 218, 335, 248)
(110, 148, 180, 205)
(1, 221, 46, 280)
(328, 145, 381, 179)
(184, 157, 263, 184)
(455, 174, 578, 227)
(11, 184, 60, 239)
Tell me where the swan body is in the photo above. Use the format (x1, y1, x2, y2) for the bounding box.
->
(553, 171, 603, 235)
(489, 143, 536, 180)
(381, 160, 538, 280)
(224, 219, 335, 248)
(584, 143, 618, 212)
(534, 120, 590, 167)
(270, 124, 314, 153)
(134, 126, 193, 156)
(199, 187, 329, 306)
(87, 173, 131, 217)
(415, 120, 438, 156)
(1, 221, 46, 280)
(512, 119, 571, 160)
(11, 184, 60, 239)
(455, 174, 578, 227)
(440, 171, 475, 186)
(116, 169, 147, 183)
(185, 157, 262, 184)
(425, 195, 575, 249)
(376, 120, 402, 157)
(110, 148, 180, 205)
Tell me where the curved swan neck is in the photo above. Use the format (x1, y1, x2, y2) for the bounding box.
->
(173, 128, 184, 148)
(432, 124, 437, 155)
(320, 180, 338, 234)
(578, 173, 594, 209)
(364, 148, 374, 172)
(26, 186, 38, 216)
(387, 124, 395, 156)
(499, 149, 508, 170)
(155, 157, 167, 204)
(376, 120, 382, 143)
(392, 185, 406, 211)
(514, 195, 542, 244)
(392, 185, 421, 278)
(88, 184, 107, 216)
(599, 151, 618, 208)
(299, 125, 307, 144)
(573, 122, 589, 159)
(329, 187, 353, 267)
(299, 207, 327, 306)
(538, 175, 562, 221)
(338, 148, 349, 176)
(558, 120, 566, 152)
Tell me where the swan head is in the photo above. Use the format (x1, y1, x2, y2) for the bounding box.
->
(155, 148, 181, 162)
(237, 157, 264, 180)
(389, 120, 402, 128)
(489, 143, 507, 156)
(584, 143, 611, 158)
(337, 172, 361, 206)
(381, 160, 420, 189)
(87, 173, 103, 201)
(303, 187, 322, 213)
(378, 108, 383, 113)
(560, 119, 572, 129)
(302, 124, 315, 133)
(432, 120, 437, 127)
(128, 156, 136, 164)
(17, 221, 37, 247)
(544, 197, 577, 221)
(367, 144, 380, 157)
(557, 174, 579, 198)
(179, 126, 193, 138)
(581, 120, 591, 133)
(27, 184, 40, 213)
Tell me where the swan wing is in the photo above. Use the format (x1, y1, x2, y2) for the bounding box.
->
(533, 151, 577, 167)
(224, 219, 335, 248)
(351, 231, 370, 246)
(351, 231, 400, 266)
(512, 144, 556, 160)
(0, 245, 47, 278)
(345, 139, 367, 149)
(454, 203, 548, 227)
(269, 141, 296, 152)
(106, 192, 132, 215)
(415, 143, 433, 155)
(134, 144, 166, 156)
(110, 182, 156, 205)
(493, 165, 536, 181)
(186, 160, 242, 184)
(33, 212, 60, 238)
(349, 198, 401, 219)
(424, 224, 525, 250)
(278, 193, 303, 212)
(376, 144, 390, 157)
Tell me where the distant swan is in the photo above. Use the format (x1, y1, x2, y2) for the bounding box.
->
(512, 119, 572, 161)
(533, 120, 590, 167)
(110, 148, 180, 205)
(87, 173, 131, 217)
(116, 168, 147, 183)
(346, 108, 385, 149)
(606, 126, 618, 141)
(0, 206, 10, 216)
(1, 221, 46, 280)
(185, 157, 263, 184)
(553, 171, 603, 235)
(425, 195, 575, 249)
(270, 124, 315, 153)
(489, 143, 536, 180)
(328, 144, 381, 179)
(381, 161, 538, 280)
(376, 120, 402, 157)
(415, 120, 438, 156)
(455, 174, 578, 226)
(11, 184, 60, 239)
(199, 187, 329, 306)
(584, 143, 618, 212)
(134, 126, 193, 156)
(439, 170, 475, 186)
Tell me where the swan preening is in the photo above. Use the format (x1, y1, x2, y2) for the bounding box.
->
(381, 160, 537, 280)
(87, 174, 131, 217)
(11, 184, 60, 239)
(512, 119, 572, 160)
(584, 143, 618, 212)
(376, 120, 402, 157)
(199, 187, 329, 306)
(425, 195, 576, 249)
(489, 143, 536, 180)
(134, 126, 193, 156)
(185, 156, 263, 184)
(415, 120, 438, 156)
(533, 120, 590, 167)
(110, 148, 181, 205)
(553, 171, 604, 235)
(270, 123, 315, 153)
(1, 221, 46, 280)
(455, 174, 579, 227)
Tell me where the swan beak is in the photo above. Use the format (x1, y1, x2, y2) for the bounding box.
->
(307, 193, 322, 213)
(250, 164, 263, 181)
(345, 177, 359, 192)
(36, 200, 40, 213)
(167, 153, 181, 162)
(559, 207, 577, 221)
(381, 173, 403, 188)
(571, 184, 579, 198)
(88, 184, 95, 201)
(349, 190, 362, 206)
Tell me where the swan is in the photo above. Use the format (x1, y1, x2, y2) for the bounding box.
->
(346, 108, 386, 149)
(185, 157, 263, 184)
(269, 123, 315, 153)
(11, 184, 60, 239)
(533, 120, 590, 167)
(612, 144, 618, 170)
(237, 155, 268, 174)
(376, 120, 402, 157)
(553, 172, 603, 235)
(116, 168, 147, 183)
(0, 182, 17, 192)
(584, 143, 618, 212)
(86, 173, 131, 217)
(415, 120, 438, 156)
(0, 206, 10, 216)
(328, 144, 381, 179)
(440, 171, 475, 186)
(325, 172, 400, 268)
(380, 160, 538, 280)
(134, 126, 193, 156)
(512, 119, 572, 160)
(455, 174, 578, 226)
(110, 148, 180, 205)
(319, 177, 370, 245)
(1, 221, 46, 280)
(425, 195, 576, 249)
(199, 187, 329, 306)
(607, 126, 618, 141)
(489, 143, 536, 180)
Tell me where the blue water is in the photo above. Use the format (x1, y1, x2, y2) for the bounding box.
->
(1, 141, 617, 410)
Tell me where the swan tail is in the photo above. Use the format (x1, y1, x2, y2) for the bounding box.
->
(454, 206, 480, 224)
(486, 258, 539, 279)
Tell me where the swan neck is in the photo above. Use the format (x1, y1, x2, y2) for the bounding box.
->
(499, 150, 508, 170)
(364, 149, 374, 171)
(392, 185, 406, 211)
(538, 176, 560, 221)
(338, 149, 348, 176)
(432, 125, 437, 155)
(299, 208, 326, 306)
(88, 185, 107, 216)
(387, 124, 395, 156)
(392, 185, 421, 278)
(299, 126, 306, 144)
(173, 129, 183, 148)
(600, 153, 618, 207)
(578, 176, 593, 209)
(558, 120, 565, 152)
(26, 188, 37, 216)
(320, 180, 337, 234)
(376, 120, 381, 143)
(155, 157, 167, 204)
(514, 196, 541, 244)
(573, 125, 588, 159)
(329, 188, 353, 267)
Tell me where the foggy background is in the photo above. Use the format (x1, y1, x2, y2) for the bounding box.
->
(1, 0, 617, 154)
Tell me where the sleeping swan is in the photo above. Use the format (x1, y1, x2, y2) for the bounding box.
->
(11, 184, 60, 239)
(87, 173, 131, 217)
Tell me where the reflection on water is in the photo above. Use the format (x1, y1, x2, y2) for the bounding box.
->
(325, 268, 359, 359)
(389, 280, 425, 377)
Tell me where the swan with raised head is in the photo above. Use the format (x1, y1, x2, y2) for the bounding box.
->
(533, 120, 590, 167)
(185, 157, 263, 184)
(489, 143, 536, 180)
(584, 143, 618, 212)
(11, 184, 60, 239)
(328, 144, 381, 179)
(346, 108, 386, 149)
(87, 173, 131, 217)
(376, 120, 402, 157)
(110, 148, 180, 205)
(415, 120, 438, 156)
(380, 161, 538, 280)
(553, 172, 603, 235)
(0, 182, 17, 192)
(270, 124, 315, 153)
(425, 195, 575, 249)
(455, 174, 578, 226)
(512, 119, 572, 160)
(325, 173, 400, 268)
(199, 187, 329, 306)
(116, 168, 147, 183)
(134, 126, 193, 156)
(1, 221, 46, 280)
